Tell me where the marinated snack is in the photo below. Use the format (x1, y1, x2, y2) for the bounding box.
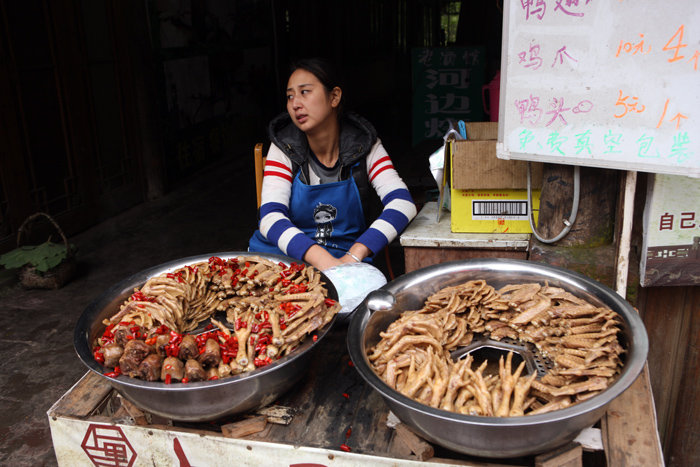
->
(368, 280, 625, 416)
(93, 256, 340, 383)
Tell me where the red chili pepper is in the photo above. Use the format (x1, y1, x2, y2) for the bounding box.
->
(168, 331, 182, 345)
(324, 298, 336, 307)
(258, 335, 272, 345)
(312, 335, 318, 342)
(348, 361, 354, 367)
(102, 324, 115, 339)
(166, 344, 180, 357)
(105, 366, 121, 378)
(346, 428, 352, 438)
(164, 374, 172, 384)
(226, 335, 238, 348)
(93, 349, 105, 364)
(145, 336, 157, 346)
(342, 393, 349, 399)
(181, 377, 189, 384)
(208, 375, 219, 381)
(251, 323, 261, 333)
(339, 444, 351, 452)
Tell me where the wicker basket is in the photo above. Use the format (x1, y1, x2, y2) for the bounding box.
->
(16, 212, 76, 289)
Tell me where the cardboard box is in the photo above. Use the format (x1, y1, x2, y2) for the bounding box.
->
(450, 188, 540, 233)
(451, 123, 543, 190)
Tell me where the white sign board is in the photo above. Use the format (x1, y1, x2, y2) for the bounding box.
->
(497, 0, 700, 178)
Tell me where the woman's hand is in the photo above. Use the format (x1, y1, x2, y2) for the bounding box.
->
(303, 245, 344, 271)
(339, 243, 372, 265)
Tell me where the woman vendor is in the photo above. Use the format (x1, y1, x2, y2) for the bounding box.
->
(249, 58, 417, 271)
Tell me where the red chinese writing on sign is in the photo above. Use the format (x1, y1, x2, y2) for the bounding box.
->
(659, 211, 698, 231)
(521, 0, 593, 20)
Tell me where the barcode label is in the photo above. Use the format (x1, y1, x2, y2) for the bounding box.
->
(472, 200, 529, 220)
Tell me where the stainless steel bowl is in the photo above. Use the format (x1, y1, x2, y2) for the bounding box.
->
(347, 258, 648, 458)
(75, 252, 338, 421)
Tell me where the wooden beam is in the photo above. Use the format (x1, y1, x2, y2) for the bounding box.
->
(534, 442, 582, 467)
(221, 416, 268, 438)
(601, 366, 663, 466)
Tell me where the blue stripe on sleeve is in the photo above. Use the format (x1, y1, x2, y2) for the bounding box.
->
(265, 218, 296, 244)
(287, 233, 316, 260)
(260, 201, 290, 218)
(377, 208, 410, 232)
(356, 228, 388, 255)
(380, 188, 414, 206)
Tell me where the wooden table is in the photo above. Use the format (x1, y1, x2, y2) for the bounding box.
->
(400, 202, 531, 271)
(49, 324, 665, 466)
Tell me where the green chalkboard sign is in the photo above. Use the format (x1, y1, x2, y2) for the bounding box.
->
(411, 47, 486, 145)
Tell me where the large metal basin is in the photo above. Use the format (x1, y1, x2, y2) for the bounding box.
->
(347, 258, 648, 458)
(75, 252, 338, 421)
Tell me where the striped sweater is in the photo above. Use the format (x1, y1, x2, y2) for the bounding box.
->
(259, 137, 417, 261)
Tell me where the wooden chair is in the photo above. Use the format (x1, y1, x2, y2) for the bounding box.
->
(254, 143, 265, 209)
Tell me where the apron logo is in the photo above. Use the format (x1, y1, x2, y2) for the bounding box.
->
(313, 203, 337, 246)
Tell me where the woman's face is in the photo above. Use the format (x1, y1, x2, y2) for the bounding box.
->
(286, 68, 341, 133)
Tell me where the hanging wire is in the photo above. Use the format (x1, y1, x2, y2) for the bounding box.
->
(527, 162, 581, 244)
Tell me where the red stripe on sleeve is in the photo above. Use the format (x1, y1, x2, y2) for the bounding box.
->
(369, 164, 393, 182)
(264, 170, 292, 182)
(369, 156, 392, 174)
(265, 160, 292, 173)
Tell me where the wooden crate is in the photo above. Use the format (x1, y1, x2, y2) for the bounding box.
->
(48, 328, 660, 466)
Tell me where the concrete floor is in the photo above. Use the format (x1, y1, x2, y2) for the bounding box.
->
(0, 154, 426, 466)
(0, 157, 260, 466)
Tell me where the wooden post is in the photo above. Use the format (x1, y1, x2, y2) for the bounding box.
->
(529, 164, 620, 286)
(615, 171, 637, 298)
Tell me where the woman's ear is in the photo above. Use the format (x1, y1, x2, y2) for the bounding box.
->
(330, 87, 342, 108)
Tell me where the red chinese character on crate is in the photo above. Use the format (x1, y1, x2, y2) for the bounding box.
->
(81, 424, 136, 467)
(173, 438, 193, 467)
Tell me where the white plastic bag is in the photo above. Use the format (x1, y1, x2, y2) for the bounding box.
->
(323, 262, 387, 322)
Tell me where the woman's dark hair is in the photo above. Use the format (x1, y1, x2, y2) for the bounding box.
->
(290, 57, 344, 115)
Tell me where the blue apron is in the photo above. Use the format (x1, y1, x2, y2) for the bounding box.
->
(249, 163, 367, 260)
